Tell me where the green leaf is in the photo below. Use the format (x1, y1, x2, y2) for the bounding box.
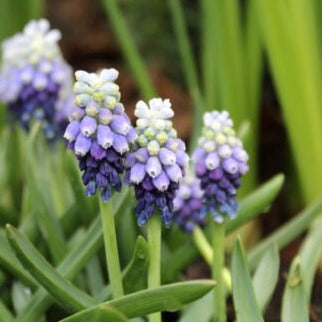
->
(16, 190, 130, 322)
(123, 236, 149, 295)
(96, 235, 149, 301)
(256, 0, 322, 203)
(281, 258, 309, 322)
(0, 204, 18, 226)
(0, 299, 14, 322)
(179, 292, 213, 322)
(64, 152, 92, 226)
(12, 282, 32, 314)
(167, 0, 204, 151)
(226, 173, 284, 234)
(85, 255, 105, 298)
(101, 0, 156, 100)
(26, 126, 66, 263)
(62, 280, 215, 320)
(5, 127, 23, 211)
(298, 218, 322, 301)
(0, 230, 37, 288)
(248, 197, 322, 269)
(6, 225, 98, 313)
(232, 238, 264, 322)
(252, 245, 279, 311)
(60, 305, 129, 322)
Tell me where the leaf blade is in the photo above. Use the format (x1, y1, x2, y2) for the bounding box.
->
(252, 245, 280, 311)
(281, 258, 309, 322)
(232, 238, 264, 322)
(6, 225, 97, 313)
(62, 280, 215, 320)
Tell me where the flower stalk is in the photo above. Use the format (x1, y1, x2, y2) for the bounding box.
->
(147, 214, 162, 322)
(212, 221, 226, 322)
(99, 199, 124, 299)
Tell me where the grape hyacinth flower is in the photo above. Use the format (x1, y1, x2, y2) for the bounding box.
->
(0, 19, 74, 139)
(64, 68, 136, 202)
(173, 175, 205, 233)
(193, 110, 249, 223)
(125, 98, 189, 226)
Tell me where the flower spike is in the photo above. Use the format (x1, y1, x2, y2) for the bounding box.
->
(64, 68, 136, 202)
(0, 19, 74, 139)
(125, 98, 189, 226)
(193, 110, 249, 223)
(173, 175, 205, 233)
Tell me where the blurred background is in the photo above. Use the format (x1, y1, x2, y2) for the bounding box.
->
(1, 0, 322, 320)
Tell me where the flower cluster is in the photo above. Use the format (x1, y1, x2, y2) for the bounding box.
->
(125, 98, 189, 226)
(64, 69, 136, 201)
(173, 175, 205, 233)
(193, 111, 249, 223)
(0, 19, 73, 139)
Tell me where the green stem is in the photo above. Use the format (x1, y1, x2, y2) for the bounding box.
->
(99, 199, 124, 299)
(212, 222, 226, 322)
(147, 214, 162, 322)
(193, 226, 213, 264)
(193, 226, 231, 292)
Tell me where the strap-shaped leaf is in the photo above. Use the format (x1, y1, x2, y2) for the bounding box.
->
(6, 225, 98, 313)
(248, 197, 322, 268)
(0, 299, 14, 322)
(12, 282, 33, 314)
(61, 280, 215, 321)
(64, 151, 93, 226)
(86, 255, 105, 298)
(61, 305, 129, 322)
(226, 173, 284, 234)
(232, 238, 264, 322)
(298, 219, 322, 301)
(0, 230, 37, 288)
(281, 258, 309, 322)
(16, 189, 130, 322)
(179, 292, 213, 322)
(252, 245, 279, 311)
